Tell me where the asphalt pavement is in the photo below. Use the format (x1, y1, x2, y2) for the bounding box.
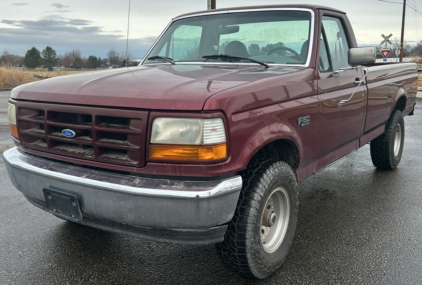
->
(1, 90, 422, 284)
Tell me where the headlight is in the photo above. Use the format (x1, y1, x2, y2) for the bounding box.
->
(8, 103, 16, 125)
(151, 118, 226, 145)
(8, 103, 18, 138)
(149, 117, 227, 162)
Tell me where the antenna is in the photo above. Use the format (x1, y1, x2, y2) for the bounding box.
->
(125, 0, 131, 67)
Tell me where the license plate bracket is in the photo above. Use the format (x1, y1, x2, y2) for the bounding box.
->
(43, 188, 82, 222)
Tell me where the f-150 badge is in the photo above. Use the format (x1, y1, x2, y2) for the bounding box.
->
(298, 116, 310, 127)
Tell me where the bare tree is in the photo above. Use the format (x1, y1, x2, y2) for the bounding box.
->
(392, 37, 410, 57)
(1, 50, 13, 65)
(119, 51, 133, 66)
(69, 49, 82, 61)
(107, 49, 121, 66)
(62, 53, 73, 68)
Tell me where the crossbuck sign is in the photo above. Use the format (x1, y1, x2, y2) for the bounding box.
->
(381, 34, 393, 48)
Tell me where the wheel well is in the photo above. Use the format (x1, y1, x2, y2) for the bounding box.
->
(395, 96, 406, 112)
(252, 139, 300, 170)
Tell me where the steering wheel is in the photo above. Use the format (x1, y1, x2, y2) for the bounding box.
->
(266, 46, 303, 61)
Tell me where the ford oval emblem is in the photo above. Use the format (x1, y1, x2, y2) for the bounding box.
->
(62, 129, 76, 138)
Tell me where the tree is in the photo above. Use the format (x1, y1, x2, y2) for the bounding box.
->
(23, 47, 42, 69)
(260, 42, 285, 55)
(119, 51, 133, 66)
(1, 50, 11, 65)
(248, 44, 261, 56)
(42, 46, 58, 71)
(62, 53, 73, 68)
(73, 57, 83, 69)
(86, 55, 100, 70)
(412, 40, 422, 57)
(69, 49, 82, 61)
(107, 49, 121, 66)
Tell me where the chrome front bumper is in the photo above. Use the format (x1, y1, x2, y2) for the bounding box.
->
(3, 147, 242, 244)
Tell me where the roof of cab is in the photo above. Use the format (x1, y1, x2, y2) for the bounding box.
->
(175, 5, 345, 19)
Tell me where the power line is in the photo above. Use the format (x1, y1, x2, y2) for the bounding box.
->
(414, 0, 422, 9)
(377, 0, 402, 4)
(406, 2, 422, 14)
(377, 0, 422, 13)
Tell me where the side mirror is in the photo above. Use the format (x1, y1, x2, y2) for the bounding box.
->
(348, 47, 376, 66)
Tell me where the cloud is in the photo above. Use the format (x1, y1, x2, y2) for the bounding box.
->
(12, 2, 28, 5)
(2, 17, 93, 30)
(46, 9, 72, 13)
(0, 16, 154, 58)
(51, 3, 69, 9)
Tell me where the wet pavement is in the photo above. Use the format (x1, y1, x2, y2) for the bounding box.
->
(1, 91, 421, 284)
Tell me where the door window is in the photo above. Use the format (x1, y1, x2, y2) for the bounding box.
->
(318, 33, 331, 72)
(321, 16, 351, 71)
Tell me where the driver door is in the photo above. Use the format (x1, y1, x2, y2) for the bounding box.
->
(316, 14, 367, 166)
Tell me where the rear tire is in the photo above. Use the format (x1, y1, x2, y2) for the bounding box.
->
(215, 158, 299, 279)
(370, 110, 405, 170)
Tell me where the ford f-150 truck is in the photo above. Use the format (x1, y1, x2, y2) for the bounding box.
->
(4, 5, 418, 279)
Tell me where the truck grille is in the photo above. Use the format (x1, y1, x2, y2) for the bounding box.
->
(16, 102, 148, 167)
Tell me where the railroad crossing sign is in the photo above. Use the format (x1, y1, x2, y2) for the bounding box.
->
(381, 33, 393, 48)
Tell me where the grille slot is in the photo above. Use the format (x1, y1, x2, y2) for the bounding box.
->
(17, 103, 147, 167)
(49, 111, 92, 125)
(97, 116, 129, 129)
(97, 131, 127, 145)
(51, 142, 95, 158)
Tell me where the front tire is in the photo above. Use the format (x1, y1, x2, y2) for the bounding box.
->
(370, 110, 405, 170)
(216, 158, 299, 279)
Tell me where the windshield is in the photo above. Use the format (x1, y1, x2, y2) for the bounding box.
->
(143, 10, 313, 66)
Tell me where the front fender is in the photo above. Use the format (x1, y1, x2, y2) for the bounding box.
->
(242, 121, 300, 163)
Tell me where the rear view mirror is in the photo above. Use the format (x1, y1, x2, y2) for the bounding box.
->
(219, 26, 239, 35)
(348, 47, 376, 66)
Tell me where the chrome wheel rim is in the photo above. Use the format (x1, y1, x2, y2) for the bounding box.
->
(260, 187, 290, 253)
(394, 123, 402, 157)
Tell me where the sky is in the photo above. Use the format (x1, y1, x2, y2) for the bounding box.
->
(0, 0, 421, 59)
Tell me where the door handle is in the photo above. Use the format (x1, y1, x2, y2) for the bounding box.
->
(338, 69, 369, 106)
(338, 94, 365, 105)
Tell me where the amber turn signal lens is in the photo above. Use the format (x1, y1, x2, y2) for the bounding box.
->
(9, 124, 18, 138)
(149, 143, 227, 162)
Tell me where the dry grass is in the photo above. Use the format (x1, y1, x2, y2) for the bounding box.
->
(0, 67, 84, 89)
(419, 75, 422, 91)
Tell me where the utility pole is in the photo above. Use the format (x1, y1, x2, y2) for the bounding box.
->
(399, 0, 406, 62)
(207, 0, 216, 10)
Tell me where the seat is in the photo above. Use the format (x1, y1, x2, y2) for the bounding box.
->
(300, 40, 309, 62)
(224, 41, 249, 58)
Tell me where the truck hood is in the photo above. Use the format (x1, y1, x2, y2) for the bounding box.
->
(12, 65, 305, 110)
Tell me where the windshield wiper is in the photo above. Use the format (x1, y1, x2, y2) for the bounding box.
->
(147, 56, 175, 65)
(202, 54, 269, 68)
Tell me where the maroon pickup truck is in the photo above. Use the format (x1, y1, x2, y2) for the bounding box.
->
(4, 5, 418, 279)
